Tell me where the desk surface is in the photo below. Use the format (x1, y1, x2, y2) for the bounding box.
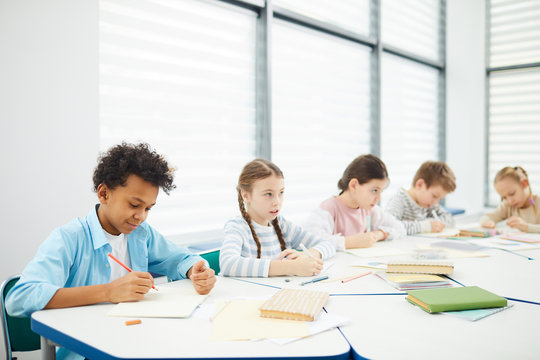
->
(325, 295, 540, 360)
(447, 248, 540, 302)
(31, 234, 540, 360)
(31, 277, 350, 360)
(224, 252, 408, 295)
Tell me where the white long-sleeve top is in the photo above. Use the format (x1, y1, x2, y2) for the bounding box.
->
(220, 215, 336, 277)
(303, 197, 406, 252)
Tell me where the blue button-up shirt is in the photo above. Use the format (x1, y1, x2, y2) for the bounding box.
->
(6, 205, 203, 359)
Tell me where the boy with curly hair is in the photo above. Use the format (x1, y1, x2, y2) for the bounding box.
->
(7, 143, 215, 331)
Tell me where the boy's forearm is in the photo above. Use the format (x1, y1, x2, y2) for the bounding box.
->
(44, 284, 111, 309)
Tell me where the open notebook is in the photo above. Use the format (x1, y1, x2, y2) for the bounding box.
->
(107, 285, 208, 318)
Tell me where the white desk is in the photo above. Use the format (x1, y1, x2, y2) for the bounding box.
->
(224, 252, 406, 295)
(325, 295, 540, 360)
(446, 248, 540, 303)
(31, 276, 351, 360)
(31, 236, 540, 360)
(225, 245, 465, 295)
(391, 235, 540, 303)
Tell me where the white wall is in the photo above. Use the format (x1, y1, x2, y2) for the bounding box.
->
(445, 0, 487, 214)
(0, 1, 97, 358)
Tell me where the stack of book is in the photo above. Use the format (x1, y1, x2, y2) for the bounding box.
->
(375, 260, 455, 290)
(386, 260, 454, 275)
(376, 272, 452, 291)
(458, 228, 504, 238)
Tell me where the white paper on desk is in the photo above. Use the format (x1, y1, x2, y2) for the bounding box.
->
(211, 299, 310, 341)
(346, 260, 387, 270)
(416, 244, 490, 258)
(107, 285, 208, 318)
(346, 246, 409, 258)
(469, 238, 540, 251)
(321, 261, 335, 274)
(268, 312, 350, 345)
(192, 296, 269, 321)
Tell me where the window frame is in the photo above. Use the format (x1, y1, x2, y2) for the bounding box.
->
(250, 0, 447, 161)
(99, 0, 447, 245)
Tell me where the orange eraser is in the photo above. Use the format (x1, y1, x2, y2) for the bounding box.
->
(125, 319, 142, 326)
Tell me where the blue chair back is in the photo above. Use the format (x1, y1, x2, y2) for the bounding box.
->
(200, 250, 220, 274)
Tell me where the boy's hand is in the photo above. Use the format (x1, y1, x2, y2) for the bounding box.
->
(430, 221, 445, 233)
(107, 271, 154, 303)
(188, 261, 216, 295)
(481, 220, 496, 229)
(507, 216, 528, 232)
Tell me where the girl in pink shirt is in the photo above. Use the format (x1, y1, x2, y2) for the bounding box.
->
(304, 154, 406, 251)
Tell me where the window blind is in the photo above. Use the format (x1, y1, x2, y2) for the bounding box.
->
(380, 53, 440, 205)
(487, 0, 540, 205)
(272, 19, 371, 223)
(489, 0, 540, 68)
(273, 0, 370, 35)
(487, 68, 540, 205)
(381, 0, 440, 62)
(99, 0, 257, 243)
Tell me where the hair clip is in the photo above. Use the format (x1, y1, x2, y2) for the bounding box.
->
(530, 197, 536, 206)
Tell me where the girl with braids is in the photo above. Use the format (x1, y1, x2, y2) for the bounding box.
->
(480, 166, 540, 233)
(303, 154, 405, 250)
(220, 159, 335, 277)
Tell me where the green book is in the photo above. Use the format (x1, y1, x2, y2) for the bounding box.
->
(406, 286, 507, 313)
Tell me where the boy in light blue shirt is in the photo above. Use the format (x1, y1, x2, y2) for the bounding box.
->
(6, 143, 216, 360)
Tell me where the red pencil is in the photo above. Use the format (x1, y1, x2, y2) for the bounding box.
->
(107, 253, 158, 291)
(341, 271, 372, 283)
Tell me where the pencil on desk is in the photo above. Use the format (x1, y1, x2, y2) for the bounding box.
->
(300, 275, 329, 286)
(341, 271, 372, 283)
(107, 253, 158, 291)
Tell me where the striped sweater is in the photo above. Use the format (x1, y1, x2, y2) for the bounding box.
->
(220, 215, 335, 277)
(385, 188, 454, 235)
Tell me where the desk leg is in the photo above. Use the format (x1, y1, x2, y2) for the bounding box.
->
(40, 336, 56, 360)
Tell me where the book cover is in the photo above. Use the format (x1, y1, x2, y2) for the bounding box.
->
(406, 286, 507, 313)
(386, 260, 454, 275)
